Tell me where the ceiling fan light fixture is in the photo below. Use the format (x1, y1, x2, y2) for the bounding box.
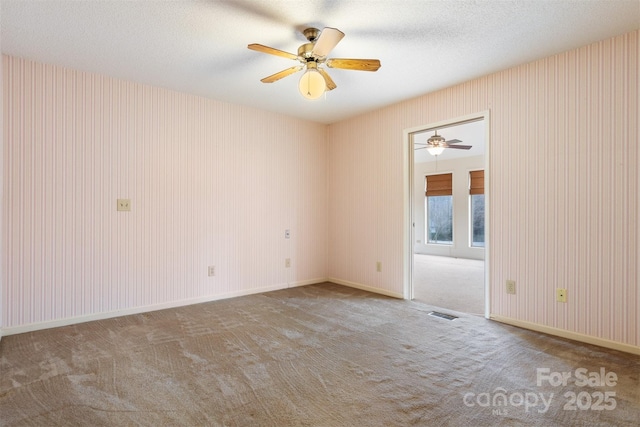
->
(427, 132, 446, 156)
(427, 146, 445, 156)
(298, 63, 326, 100)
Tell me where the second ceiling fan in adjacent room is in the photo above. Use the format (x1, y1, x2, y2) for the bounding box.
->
(415, 131, 472, 156)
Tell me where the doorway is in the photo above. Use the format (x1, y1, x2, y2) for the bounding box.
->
(403, 112, 490, 317)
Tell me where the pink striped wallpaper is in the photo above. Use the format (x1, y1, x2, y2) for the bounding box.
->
(327, 30, 638, 347)
(2, 30, 638, 350)
(0, 34, 3, 333)
(2, 55, 328, 329)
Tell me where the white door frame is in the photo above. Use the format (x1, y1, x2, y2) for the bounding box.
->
(402, 110, 491, 318)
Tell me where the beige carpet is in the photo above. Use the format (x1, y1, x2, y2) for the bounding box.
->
(413, 254, 485, 315)
(1, 283, 638, 426)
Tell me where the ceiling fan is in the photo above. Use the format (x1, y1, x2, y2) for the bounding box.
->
(248, 27, 381, 100)
(415, 131, 473, 156)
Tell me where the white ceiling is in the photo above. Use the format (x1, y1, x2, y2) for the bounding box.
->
(1, 0, 638, 124)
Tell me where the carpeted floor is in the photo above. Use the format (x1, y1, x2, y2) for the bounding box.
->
(1, 283, 638, 426)
(413, 254, 485, 315)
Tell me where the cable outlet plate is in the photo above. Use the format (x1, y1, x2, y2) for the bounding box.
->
(556, 288, 567, 303)
(208, 266, 215, 277)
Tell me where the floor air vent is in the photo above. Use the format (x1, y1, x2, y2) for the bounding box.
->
(428, 311, 458, 321)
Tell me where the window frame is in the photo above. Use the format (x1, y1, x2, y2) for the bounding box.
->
(468, 169, 485, 248)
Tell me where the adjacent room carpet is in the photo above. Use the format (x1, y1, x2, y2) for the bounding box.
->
(413, 254, 485, 316)
(1, 283, 638, 426)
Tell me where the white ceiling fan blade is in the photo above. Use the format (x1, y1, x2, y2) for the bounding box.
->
(312, 27, 344, 58)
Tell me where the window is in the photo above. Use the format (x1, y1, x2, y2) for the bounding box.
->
(426, 173, 453, 245)
(469, 170, 485, 247)
(427, 196, 453, 244)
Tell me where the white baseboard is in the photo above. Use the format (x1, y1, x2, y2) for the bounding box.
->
(328, 277, 404, 299)
(9, 281, 635, 358)
(289, 277, 328, 288)
(491, 314, 640, 356)
(1, 280, 327, 337)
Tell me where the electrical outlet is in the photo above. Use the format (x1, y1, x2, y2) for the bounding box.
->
(506, 280, 516, 294)
(285, 258, 291, 268)
(208, 266, 215, 277)
(556, 288, 567, 303)
(117, 199, 131, 211)
(376, 261, 382, 273)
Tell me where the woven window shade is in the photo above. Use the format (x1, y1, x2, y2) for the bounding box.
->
(426, 173, 452, 196)
(469, 170, 484, 195)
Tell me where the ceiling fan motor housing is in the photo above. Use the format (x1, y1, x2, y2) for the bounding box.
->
(428, 134, 446, 146)
(298, 43, 316, 60)
(303, 28, 320, 42)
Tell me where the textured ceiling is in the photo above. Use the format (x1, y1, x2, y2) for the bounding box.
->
(1, 0, 639, 124)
